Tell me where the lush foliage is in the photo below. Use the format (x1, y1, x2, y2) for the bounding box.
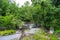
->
(0, 0, 60, 30)
(0, 0, 60, 40)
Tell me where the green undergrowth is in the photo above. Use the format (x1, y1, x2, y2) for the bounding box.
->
(0, 30, 16, 36)
(23, 29, 58, 40)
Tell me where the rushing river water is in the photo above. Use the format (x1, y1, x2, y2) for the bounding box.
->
(0, 28, 40, 40)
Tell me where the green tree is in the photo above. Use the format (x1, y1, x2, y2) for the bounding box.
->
(51, 0, 60, 7)
(0, 0, 8, 16)
(31, 0, 59, 30)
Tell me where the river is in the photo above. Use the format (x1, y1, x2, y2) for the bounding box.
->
(0, 28, 40, 40)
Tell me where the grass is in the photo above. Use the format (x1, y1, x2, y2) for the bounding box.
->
(0, 29, 16, 36)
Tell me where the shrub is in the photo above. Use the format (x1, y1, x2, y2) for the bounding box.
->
(48, 34, 58, 40)
(54, 30, 60, 34)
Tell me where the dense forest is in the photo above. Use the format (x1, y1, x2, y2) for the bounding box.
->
(0, 0, 60, 30)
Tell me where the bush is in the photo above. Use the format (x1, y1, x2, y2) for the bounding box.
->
(48, 34, 58, 40)
(54, 30, 60, 34)
(0, 30, 16, 36)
